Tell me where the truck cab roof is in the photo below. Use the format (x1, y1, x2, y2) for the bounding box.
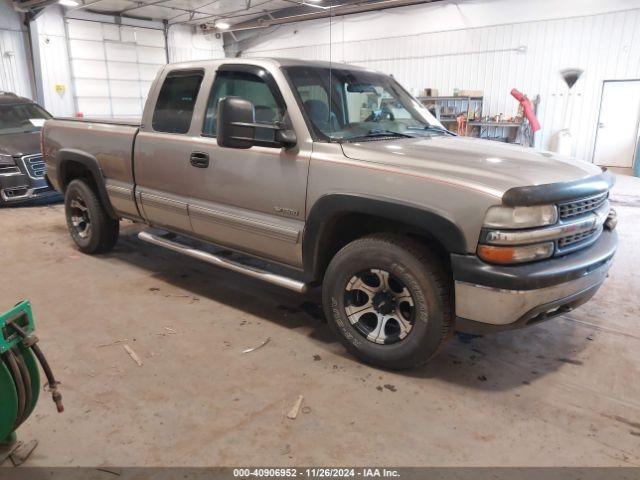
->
(165, 57, 373, 72)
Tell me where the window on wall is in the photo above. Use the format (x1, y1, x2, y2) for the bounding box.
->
(66, 19, 166, 118)
(152, 71, 204, 134)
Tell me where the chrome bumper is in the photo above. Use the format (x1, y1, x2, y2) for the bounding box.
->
(452, 229, 617, 333)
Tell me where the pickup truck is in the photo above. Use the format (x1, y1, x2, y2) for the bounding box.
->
(42, 58, 618, 369)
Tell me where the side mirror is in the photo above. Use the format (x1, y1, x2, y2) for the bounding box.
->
(217, 96, 297, 150)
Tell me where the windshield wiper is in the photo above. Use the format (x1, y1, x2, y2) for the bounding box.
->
(366, 129, 414, 138)
(408, 125, 455, 136)
(342, 129, 415, 142)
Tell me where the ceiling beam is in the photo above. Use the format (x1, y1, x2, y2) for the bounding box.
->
(192, 0, 440, 31)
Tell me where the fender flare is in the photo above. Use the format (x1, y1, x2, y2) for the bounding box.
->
(55, 149, 118, 220)
(302, 194, 468, 280)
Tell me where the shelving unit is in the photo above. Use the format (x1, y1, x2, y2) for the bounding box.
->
(417, 96, 483, 136)
(418, 95, 526, 143)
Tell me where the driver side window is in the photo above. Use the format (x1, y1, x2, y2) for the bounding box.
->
(203, 70, 284, 137)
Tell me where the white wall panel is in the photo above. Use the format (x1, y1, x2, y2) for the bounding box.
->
(69, 39, 106, 60)
(66, 18, 166, 118)
(0, 0, 33, 99)
(241, 0, 640, 162)
(77, 97, 110, 116)
(168, 25, 225, 62)
(33, 6, 75, 116)
(111, 97, 142, 116)
(105, 43, 137, 62)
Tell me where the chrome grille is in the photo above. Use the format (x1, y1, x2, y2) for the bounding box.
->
(20, 154, 45, 179)
(558, 193, 608, 220)
(558, 228, 599, 249)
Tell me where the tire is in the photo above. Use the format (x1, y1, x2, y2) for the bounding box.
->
(322, 234, 452, 370)
(64, 179, 119, 254)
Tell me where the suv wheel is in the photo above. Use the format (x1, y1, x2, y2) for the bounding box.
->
(322, 234, 452, 369)
(64, 179, 119, 254)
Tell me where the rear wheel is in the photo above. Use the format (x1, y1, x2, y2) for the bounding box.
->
(322, 234, 452, 369)
(64, 179, 119, 254)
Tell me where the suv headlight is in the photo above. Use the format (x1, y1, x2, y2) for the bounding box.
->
(0, 154, 16, 167)
(483, 204, 557, 229)
(478, 204, 558, 264)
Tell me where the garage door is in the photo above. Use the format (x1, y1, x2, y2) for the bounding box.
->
(66, 19, 166, 119)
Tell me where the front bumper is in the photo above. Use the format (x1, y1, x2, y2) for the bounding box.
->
(0, 171, 61, 205)
(452, 229, 618, 334)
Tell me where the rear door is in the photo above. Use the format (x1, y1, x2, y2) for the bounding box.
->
(134, 68, 205, 233)
(183, 63, 311, 268)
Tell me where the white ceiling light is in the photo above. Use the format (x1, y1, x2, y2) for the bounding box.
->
(58, 0, 79, 6)
(216, 21, 230, 30)
(304, 0, 330, 9)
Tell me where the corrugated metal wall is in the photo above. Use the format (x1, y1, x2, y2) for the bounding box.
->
(66, 18, 166, 118)
(33, 6, 76, 117)
(243, 7, 640, 162)
(168, 25, 225, 62)
(0, 1, 33, 99)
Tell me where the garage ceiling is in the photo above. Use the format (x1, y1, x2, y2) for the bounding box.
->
(14, 0, 439, 28)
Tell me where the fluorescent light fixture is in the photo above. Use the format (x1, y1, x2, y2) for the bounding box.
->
(58, 0, 79, 6)
(216, 21, 230, 30)
(304, 0, 330, 9)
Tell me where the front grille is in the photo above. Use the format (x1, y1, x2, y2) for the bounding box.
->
(558, 193, 608, 220)
(19, 154, 45, 179)
(558, 228, 599, 249)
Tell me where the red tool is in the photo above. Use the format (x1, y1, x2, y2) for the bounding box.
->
(511, 89, 540, 132)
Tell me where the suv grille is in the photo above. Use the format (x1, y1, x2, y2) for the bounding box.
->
(558, 193, 608, 220)
(20, 154, 45, 179)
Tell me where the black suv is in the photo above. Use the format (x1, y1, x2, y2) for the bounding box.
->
(0, 92, 61, 206)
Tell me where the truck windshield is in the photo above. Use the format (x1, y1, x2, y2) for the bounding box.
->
(283, 66, 448, 142)
(0, 103, 52, 135)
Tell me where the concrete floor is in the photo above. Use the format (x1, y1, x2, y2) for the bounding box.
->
(1, 174, 639, 467)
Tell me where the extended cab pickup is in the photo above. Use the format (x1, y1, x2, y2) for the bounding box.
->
(43, 58, 618, 369)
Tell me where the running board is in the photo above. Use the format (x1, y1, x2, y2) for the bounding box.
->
(137, 230, 308, 293)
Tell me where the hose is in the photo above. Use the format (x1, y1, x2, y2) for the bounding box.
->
(2, 350, 26, 429)
(31, 344, 63, 413)
(6, 320, 64, 414)
(13, 349, 33, 427)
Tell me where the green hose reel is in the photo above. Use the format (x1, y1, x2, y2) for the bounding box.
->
(1, 301, 62, 447)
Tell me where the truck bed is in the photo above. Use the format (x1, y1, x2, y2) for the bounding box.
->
(43, 117, 141, 219)
(54, 116, 141, 127)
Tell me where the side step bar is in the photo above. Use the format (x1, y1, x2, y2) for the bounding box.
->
(138, 231, 309, 293)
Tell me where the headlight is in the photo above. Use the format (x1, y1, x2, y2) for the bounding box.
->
(0, 154, 16, 167)
(477, 242, 554, 264)
(483, 204, 557, 229)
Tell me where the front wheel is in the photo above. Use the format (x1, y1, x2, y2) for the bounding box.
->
(64, 179, 119, 254)
(322, 234, 452, 369)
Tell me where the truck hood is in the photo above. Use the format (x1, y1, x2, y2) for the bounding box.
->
(0, 131, 41, 157)
(340, 136, 602, 198)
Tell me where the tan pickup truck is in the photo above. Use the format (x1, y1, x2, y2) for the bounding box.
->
(42, 58, 618, 369)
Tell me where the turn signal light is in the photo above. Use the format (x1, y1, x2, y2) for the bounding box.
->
(477, 242, 554, 264)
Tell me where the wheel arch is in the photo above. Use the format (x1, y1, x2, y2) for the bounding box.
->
(55, 149, 117, 220)
(303, 194, 467, 282)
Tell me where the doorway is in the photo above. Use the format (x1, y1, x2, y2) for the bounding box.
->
(593, 80, 640, 168)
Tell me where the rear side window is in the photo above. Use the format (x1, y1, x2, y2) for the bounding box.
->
(152, 70, 203, 134)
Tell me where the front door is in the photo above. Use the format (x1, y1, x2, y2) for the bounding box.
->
(185, 64, 311, 268)
(593, 80, 640, 168)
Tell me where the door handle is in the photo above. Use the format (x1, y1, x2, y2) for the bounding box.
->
(190, 152, 210, 168)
